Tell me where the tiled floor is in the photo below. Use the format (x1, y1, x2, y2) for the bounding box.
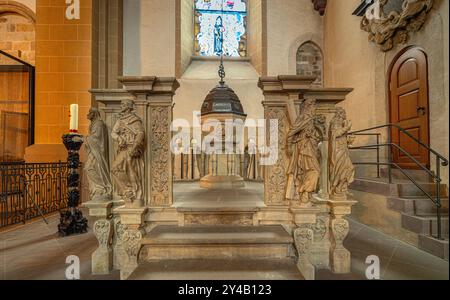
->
(0, 211, 448, 280)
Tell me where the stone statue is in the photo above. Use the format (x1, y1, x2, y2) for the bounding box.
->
(111, 100, 145, 208)
(329, 108, 355, 199)
(85, 108, 112, 202)
(286, 99, 324, 206)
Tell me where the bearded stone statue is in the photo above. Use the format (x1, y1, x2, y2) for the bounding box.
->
(286, 99, 324, 206)
(85, 108, 112, 202)
(111, 100, 145, 208)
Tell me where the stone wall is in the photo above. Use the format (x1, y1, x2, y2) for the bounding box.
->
(266, 0, 323, 76)
(0, 12, 35, 65)
(324, 0, 449, 182)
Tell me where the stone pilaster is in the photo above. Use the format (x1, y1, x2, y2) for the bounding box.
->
(114, 207, 148, 280)
(92, 0, 123, 89)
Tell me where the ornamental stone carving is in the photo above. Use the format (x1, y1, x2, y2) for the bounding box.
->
(361, 0, 434, 51)
(286, 99, 325, 206)
(93, 219, 113, 246)
(121, 228, 144, 280)
(85, 108, 112, 202)
(293, 227, 315, 280)
(150, 106, 171, 206)
(111, 100, 145, 208)
(265, 106, 288, 205)
(328, 108, 355, 200)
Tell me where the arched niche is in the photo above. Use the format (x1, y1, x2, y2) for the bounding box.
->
(0, 0, 36, 23)
(296, 41, 323, 87)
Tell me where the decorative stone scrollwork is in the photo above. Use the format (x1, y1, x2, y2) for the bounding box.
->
(293, 227, 315, 280)
(113, 219, 127, 270)
(332, 218, 350, 243)
(150, 106, 171, 206)
(93, 219, 113, 246)
(120, 228, 144, 280)
(361, 0, 434, 51)
(122, 229, 143, 262)
(330, 218, 351, 274)
(91, 218, 113, 274)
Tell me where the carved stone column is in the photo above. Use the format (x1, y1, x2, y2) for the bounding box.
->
(84, 200, 114, 274)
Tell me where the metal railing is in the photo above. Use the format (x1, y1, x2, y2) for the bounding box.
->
(0, 162, 72, 229)
(349, 124, 449, 240)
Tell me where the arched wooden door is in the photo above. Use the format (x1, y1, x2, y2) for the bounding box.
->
(389, 48, 430, 168)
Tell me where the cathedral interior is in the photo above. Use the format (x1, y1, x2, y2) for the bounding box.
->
(0, 0, 449, 282)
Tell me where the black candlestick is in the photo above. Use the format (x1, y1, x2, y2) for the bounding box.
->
(58, 133, 88, 237)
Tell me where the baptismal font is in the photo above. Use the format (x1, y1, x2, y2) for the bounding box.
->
(199, 59, 247, 189)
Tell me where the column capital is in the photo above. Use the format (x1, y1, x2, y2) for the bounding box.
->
(118, 76, 180, 98)
(301, 88, 354, 107)
(258, 75, 316, 94)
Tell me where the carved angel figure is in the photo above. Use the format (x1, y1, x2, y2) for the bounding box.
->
(111, 100, 145, 207)
(286, 99, 324, 206)
(328, 108, 355, 199)
(85, 108, 112, 202)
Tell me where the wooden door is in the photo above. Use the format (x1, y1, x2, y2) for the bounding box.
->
(389, 48, 430, 168)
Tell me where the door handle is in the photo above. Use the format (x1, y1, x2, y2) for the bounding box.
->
(417, 106, 426, 116)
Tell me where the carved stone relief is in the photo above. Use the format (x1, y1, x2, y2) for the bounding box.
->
(265, 106, 288, 205)
(286, 99, 325, 206)
(149, 106, 171, 207)
(361, 0, 434, 51)
(111, 100, 145, 208)
(328, 108, 355, 200)
(85, 108, 112, 202)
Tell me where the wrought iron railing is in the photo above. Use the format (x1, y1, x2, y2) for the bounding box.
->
(349, 124, 449, 240)
(0, 162, 72, 229)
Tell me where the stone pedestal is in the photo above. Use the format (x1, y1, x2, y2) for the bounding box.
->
(327, 199, 357, 274)
(84, 200, 114, 275)
(115, 206, 148, 280)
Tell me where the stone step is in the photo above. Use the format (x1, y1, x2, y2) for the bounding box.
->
(128, 258, 304, 280)
(139, 225, 294, 261)
(388, 197, 449, 215)
(401, 213, 449, 236)
(380, 168, 434, 183)
(350, 178, 396, 196)
(177, 206, 260, 226)
(397, 183, 448, 198)
(351, 178, 448, 198)
(418, 235, 449, 261)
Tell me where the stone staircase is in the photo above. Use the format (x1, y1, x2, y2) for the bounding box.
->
(128, 225, 303, 280)
(350, 169, 449, 260)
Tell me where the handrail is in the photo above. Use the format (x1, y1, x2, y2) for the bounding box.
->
(349, 123, 449, 166)
(351, 143, 437, 180)
(349, 123, 448, 240)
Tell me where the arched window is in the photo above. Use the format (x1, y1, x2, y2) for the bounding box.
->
(296, 41, 323, 87)
(194, 0, 247, 57)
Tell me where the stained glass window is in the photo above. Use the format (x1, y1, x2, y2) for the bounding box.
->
(195, 0, 247, 57)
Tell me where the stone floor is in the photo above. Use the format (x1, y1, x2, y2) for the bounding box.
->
(0, 185, 448, 280)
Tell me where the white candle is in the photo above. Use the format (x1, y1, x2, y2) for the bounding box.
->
(69, 104, 79, 133)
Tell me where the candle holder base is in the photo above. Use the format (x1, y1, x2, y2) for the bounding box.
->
(58, 209, 88, 237)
